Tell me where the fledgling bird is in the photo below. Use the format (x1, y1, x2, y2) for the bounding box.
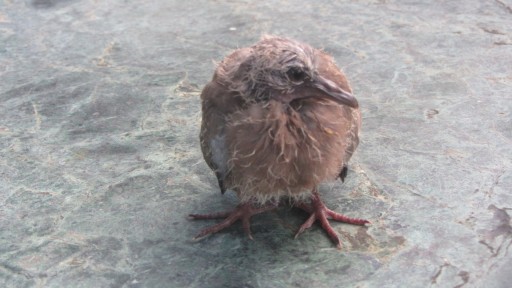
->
(190, 36, 369, 249)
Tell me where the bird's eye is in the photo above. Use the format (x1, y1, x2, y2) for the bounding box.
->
(286, 67, 308, 83)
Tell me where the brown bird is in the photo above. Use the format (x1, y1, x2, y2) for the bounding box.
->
(190, 36, 369, 249)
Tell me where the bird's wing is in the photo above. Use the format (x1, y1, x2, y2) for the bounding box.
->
(343, 106, 361, 161)
(314, 51, 361, 181)
(338, 106, 361, 181)
(200, 76, 247, 194)
(200, 47, 253, 194)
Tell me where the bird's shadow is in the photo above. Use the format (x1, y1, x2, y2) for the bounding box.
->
(184, 180, 394, 287)
(184, 161, 410, 286)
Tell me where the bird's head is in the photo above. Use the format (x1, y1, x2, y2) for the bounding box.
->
(228, 36, 358, 109)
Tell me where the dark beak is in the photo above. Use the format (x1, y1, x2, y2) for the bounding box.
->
(313, 75, 359, 108)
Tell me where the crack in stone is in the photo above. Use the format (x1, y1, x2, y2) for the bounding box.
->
(479, 239, 495, 255)
(95, 41, 117, 67)
(0, 262, 40, 279)
(430, 262, 449, 284)
(485, 169, 505, 198)
(454, 270, 470, 288)
(495, 0, 512, 14)
(431, 262, 470, 287)
(31, 102, 41, 132)
(478, 205, 512, 258)
(493, 41, 512, 46)
(479, 26, 506, 35)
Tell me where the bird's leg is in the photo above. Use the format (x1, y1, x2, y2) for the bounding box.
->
(189, 202, 277, 240)
(294, 189, 369, 249)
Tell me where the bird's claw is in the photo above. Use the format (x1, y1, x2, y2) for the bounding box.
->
(189, 203, 276, 240)
(294, 190, 369, 249)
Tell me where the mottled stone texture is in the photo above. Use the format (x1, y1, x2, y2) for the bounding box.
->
(0, 1, 511, 287)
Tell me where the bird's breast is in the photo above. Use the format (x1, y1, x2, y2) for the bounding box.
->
(224, 99, 358, 203)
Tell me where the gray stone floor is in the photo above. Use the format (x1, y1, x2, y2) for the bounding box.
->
(1, 0, 511, 287)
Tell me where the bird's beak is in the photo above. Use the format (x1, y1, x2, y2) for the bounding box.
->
(313, 75, 359, 108)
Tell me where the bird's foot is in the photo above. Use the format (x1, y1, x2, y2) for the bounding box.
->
(294, 190, 369, 249)
(189, 202, 277, 240)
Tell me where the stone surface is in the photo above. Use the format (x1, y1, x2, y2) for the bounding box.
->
(1, 0, 511, 287)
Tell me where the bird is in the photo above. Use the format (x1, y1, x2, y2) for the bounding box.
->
(189, 36, 369, 249)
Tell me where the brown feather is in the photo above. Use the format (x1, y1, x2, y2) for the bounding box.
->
(199, 36, 360, 203)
